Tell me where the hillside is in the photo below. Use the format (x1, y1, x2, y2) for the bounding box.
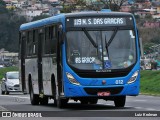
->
(0, 0, 26, 52)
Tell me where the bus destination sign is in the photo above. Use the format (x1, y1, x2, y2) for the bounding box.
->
(66, 17, 133, 28)
(74, 18, 126, 27)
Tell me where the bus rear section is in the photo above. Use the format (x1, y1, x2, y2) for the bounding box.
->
(61, 13, 140, 107)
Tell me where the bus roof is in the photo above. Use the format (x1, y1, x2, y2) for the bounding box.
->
(20, 14, 65, 31)
(65, 11, 133, 17)
(20, 11, 133, 31)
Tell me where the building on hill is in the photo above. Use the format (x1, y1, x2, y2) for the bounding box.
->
(0, 49, 18, 66)
(143, 21, 160, 27)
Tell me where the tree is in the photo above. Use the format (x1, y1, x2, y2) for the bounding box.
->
(32, 14, 50, 21)
(139, 28, 160, 54)
(0, 2, 27, 52)
(151, 36, 160, 44)
(0, 0, 8, 14)
(0, 0, 6, 6)
(99, 0, 127, 11)
(145, 14, 152, 20)
(60, 0, 128, 13)
(60, 0, 89, 13)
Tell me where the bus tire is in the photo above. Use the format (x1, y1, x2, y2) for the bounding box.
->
(114, 96, 126, 107)
(39, 96, 48, 105)
(29, 80, 39, 105)
(57, 97, 68, 108)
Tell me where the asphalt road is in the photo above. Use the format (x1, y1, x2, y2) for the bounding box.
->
(0, 92, 160, 111)
(0, 92, 159, 120)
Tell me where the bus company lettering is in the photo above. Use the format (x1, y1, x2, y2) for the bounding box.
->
(74, 18, 125, 26)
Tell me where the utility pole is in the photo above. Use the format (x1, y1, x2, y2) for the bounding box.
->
(139, 38, 144, 58)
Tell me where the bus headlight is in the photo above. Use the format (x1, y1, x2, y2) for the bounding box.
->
(66, 72, 80, 85)
(128, 71, 139, 84)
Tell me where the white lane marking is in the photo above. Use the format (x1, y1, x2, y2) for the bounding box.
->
(146, 108, 157, 111)
(0, 106, 8, 111)
(0, 95, 29, 99)
(134, 100, 147, 102)
(134, 107, 143, 109)
(134, 106, 158, 111)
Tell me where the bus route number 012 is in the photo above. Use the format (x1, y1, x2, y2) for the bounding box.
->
(115, 80, 124, 85)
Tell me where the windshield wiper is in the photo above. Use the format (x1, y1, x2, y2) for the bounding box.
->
(105, 27, 118, 61)
(83, 28, 98, 48)
(107, 27, 118, 47)
(105, 35, 110, 59)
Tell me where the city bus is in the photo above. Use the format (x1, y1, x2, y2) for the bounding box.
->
(19, 10, 140, 108)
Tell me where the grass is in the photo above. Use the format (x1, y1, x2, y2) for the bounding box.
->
(0, 66, 19, 80)
(140, 70, 160, 96)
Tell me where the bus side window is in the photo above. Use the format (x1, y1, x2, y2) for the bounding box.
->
(45, 27, 50, 54)
(44, 25, 58, 56)
(51, 26, 57, 55)
(33, 30, 38, 55)
(26, 31, 33, 56)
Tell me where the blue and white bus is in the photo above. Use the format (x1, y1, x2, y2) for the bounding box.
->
(19, 10, 140, 108)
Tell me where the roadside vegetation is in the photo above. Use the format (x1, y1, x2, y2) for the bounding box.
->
(140, 70, 160, 96)
(0, 66, 18, 81)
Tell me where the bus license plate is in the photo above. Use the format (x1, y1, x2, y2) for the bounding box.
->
(97, 91, 110, 96)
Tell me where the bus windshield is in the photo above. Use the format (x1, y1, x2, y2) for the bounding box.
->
(66, 29, 136, 70)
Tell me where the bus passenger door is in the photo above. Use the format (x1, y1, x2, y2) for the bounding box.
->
(37, 29, 44, 95)
(57, 25, 64, 96)
(20, 32, 26, 93)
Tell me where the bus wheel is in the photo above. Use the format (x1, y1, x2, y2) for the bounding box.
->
(51, 74, 57, 105)
(29, 82, 39, 105)
(114, 96, 126, 107)
(57, 97, 68, 108)
(40, 96, 48, 105)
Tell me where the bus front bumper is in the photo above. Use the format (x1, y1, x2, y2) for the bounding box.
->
(64, 82, 139, 97)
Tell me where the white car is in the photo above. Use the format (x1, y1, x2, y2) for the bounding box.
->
(1, 71, 20, 95)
